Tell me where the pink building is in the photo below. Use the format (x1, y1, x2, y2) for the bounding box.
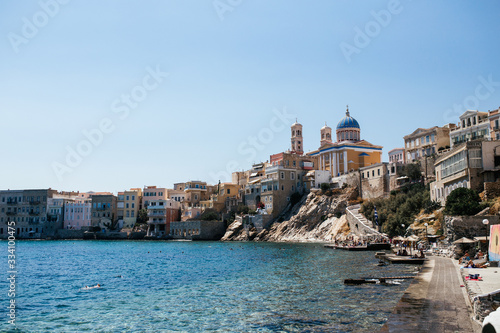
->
(63, 192, 95, 230)
(64, 201, 92, 230)
(143, 186, 168, 209)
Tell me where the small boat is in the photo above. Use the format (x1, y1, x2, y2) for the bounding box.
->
(385, 256, 427, 265)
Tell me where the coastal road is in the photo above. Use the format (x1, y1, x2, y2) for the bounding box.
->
(381, 256, 480, 332)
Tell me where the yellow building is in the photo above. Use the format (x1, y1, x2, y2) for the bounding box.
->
(307, 107, 382, 176)
(123, 188, 142, 228)
(200, 183, 240, 212)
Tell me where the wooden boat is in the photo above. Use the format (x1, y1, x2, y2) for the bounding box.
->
(385, 256, 427, 264)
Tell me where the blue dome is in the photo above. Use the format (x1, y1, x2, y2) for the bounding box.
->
(336, 111, 360, 129)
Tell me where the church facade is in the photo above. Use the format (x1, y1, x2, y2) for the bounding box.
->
(306, 107, 382, 177)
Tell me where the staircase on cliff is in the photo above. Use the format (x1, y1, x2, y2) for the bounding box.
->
(346, 204, 385, 237)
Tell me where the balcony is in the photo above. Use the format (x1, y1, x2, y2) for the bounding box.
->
(94, 207, 108, 211)
(265, 165, 281, 174)
(147, 212, 166, 217)
(6, 200, 18, 205)
(29, 200, 41, 205)
(184, 186, 207, 192)
(47, 214, 58, 222)
(148, 219, 166, 224)
(6, 211, 16, 216)
(302, 162, 314, 170)
(29, 211, 39, 215)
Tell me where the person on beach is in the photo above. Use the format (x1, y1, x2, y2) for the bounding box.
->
(459, 251, 470, 264)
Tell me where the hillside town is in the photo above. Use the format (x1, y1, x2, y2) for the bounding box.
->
(2, 106, 500, 243)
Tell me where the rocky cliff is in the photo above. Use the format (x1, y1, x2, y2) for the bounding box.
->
(221, 188, 360, 242)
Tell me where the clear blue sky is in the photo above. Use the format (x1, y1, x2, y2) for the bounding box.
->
(1, 1, 500, 193)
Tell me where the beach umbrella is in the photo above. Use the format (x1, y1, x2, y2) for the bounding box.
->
(393, 236, 404, 241)
(453, 237, 476, 244)
(407, 235, 420, 242)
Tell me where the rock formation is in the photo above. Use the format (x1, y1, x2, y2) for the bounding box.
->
(222, 188, 361, 242)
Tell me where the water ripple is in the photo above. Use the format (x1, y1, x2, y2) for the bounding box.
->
(0, 240, 414, 332)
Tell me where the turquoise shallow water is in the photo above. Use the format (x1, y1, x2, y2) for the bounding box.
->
(0, 241, 415, 332)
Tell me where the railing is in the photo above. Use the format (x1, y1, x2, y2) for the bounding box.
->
(6, 211, 16, 216)
(29, 211, 39, 215)
(184, 187, 207, 191)
(148, 219, 166, 224)
(6, 200, 17, 205)
(29, 201, 41, 205)
(147, 212, 166, 217)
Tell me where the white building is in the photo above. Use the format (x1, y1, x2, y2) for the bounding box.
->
(449, 110, 490, 147)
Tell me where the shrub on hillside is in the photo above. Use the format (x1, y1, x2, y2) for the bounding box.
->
(320, 183, 330, 193)
(360, 183, 429, 237)
(200, 210, 219, 221)
(444, 188, 481, 216)
(424, 199, 441, 214)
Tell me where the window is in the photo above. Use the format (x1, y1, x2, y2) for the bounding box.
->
(291, 172, 295, 180)
(280, 172, 285, 179)
(126, 203, 129, 208)
(293, 161, 296, 167)
(132, 203, 135, 208)
(378, 169, 380, 176)
(126, 196, 129, 201)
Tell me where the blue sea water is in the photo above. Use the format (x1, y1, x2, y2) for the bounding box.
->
(0, 241, 415, 332)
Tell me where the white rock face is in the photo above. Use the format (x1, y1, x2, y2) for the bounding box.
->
(223, 189, 357, 242)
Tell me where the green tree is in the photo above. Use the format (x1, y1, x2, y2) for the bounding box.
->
(398, 163, 422, 181)
(236, 205, 250, 215)
(445, 188, 481, 216)
(103, 215, 119, 231)
(360, 183, 429, 237)
(136, 209, 148, 224)
(200, 209, 220, 221)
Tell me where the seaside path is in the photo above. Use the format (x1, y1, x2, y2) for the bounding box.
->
(381, 256, 480, 332)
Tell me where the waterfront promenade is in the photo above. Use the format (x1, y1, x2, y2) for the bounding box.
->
(381, 256, 480, 332)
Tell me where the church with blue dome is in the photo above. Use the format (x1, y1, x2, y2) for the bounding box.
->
(307, 106, 382, 177)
